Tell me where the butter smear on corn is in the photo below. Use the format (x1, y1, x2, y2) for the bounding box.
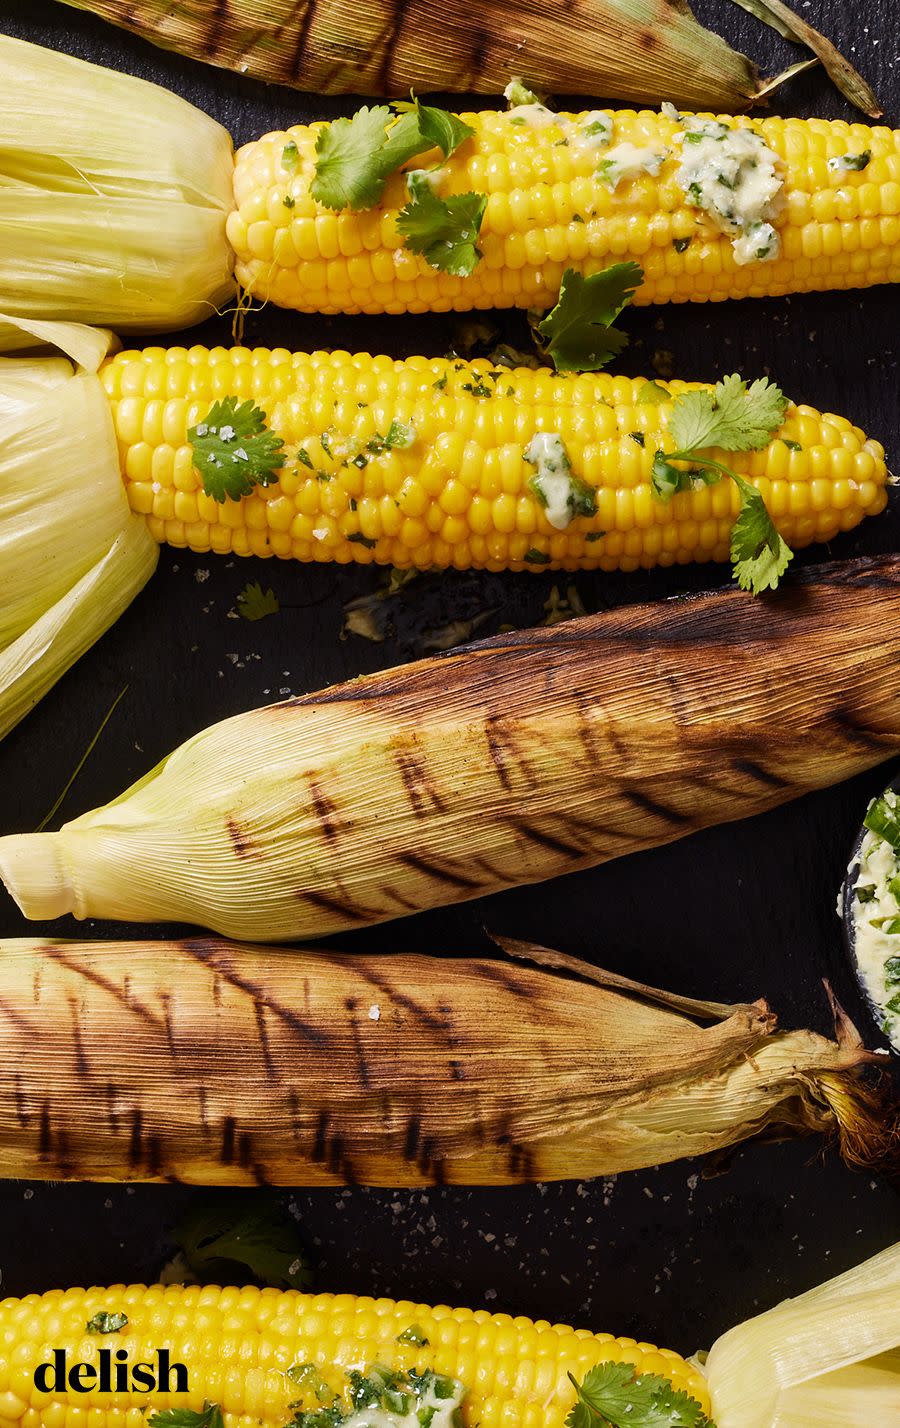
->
(669, 108, 785, 265)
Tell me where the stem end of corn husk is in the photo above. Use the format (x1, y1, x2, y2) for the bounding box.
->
(0, 834, 74, 921)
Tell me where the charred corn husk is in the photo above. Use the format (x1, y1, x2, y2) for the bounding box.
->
(231, 107, 900, 315)
(0, 35, 234, 338)
(99, 347, 888, 571)
(706, 1241, 900, 1427)
(0, 325, 157, 741)
(1, 556, 900, 941)
(0, 938, 894, 1186)
(0, 1279, 710, 1424)
(0, 36, 895, 330)
(55, 0, 878, 113)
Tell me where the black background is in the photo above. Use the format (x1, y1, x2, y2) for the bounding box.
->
(1, 0, 899, 1355)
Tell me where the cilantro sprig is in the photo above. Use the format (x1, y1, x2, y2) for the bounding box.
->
(312, 99, 474, 212)
(189, 398, 285, 504)
(397, 189, 487, 276)
(535, 263, 643, 372)
(567, 1362, 715, 1428)
(650, 374, 792, 593)
(149, 1404, 224, 1428)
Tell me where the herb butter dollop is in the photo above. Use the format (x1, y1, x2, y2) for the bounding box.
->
(672, 114, 784, 266)
(524, 433, 597, 529)
(846, 790, 900, 1050)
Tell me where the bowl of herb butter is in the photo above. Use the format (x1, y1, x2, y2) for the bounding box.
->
(841, 778, 900, 1054)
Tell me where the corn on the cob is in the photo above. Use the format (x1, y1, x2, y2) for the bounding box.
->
(0, 37, 894, 330)
(0, 1281, 711, 1427)
(0, 937, 893, 1187)
(2, 555, 899, 941)
(99, 346, 888, 572)
(230, 108, 900, 316)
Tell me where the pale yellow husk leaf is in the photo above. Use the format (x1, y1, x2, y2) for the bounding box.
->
(706, 1240, 900, 1427)
(0, 325, 158, 740)
(0, 34, 235, 333)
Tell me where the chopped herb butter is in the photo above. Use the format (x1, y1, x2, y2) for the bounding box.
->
(524, 432, 596, 529)
(847, 789, 900, 1049)
(597, 142, 666, 189)
(672, 113, 784, 266)
(506, 102, 559, 129)
(574, 111, 613, 150)
(828, 150, 871, 173)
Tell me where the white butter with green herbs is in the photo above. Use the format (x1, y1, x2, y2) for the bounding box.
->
(597, 141, 666, 189)
(343, 1377, 465, 1428)
(673, 114, 784, 265)
(846, 790, 900, 1050)
(524, 433, 579, 529)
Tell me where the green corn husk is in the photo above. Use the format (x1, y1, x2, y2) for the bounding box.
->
(706, 1241, 900, 1426)
(0, 321, 158, 741)
(0, 34, 235, 337)
(57, 0, 880, 114)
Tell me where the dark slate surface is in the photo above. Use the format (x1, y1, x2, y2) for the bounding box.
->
(0, 0, 898, 1355)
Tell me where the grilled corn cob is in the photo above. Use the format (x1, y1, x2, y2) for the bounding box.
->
(99, 346, 888, 572)
(0, 1281, 711, 1426)
(230, 108, 900, 316)
(2, 555, 899, 941)
(0, 937, 892, 1186)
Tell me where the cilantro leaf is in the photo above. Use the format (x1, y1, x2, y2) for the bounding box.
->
(669, 374, 788, 454)
(566, 1363, 713, 1428)
(397, 190, 487, 275)
(190, 398, 285, 504)
(312, 106, 398, 210)
(312, 100, 473, 211)
(149, 1404, 224, 1428)
(86, 1311, 128, 1334)
(536, 263, 643, 373)
(395, 98, 474, 159)
(174, 1192, 311, 1290)
(729, 473, 793, 594)
(237, 581, 279, 621)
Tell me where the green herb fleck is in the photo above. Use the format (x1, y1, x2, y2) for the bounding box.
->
(282, 141, 299, 171)
(283, 194, 296, 209)
(524, 548, 551, 564)
(673, 236, 692, 252)
(585, 531, 606, 542)
(297, 447, 313, 468)
(87, 1312, 128, 1335)
(636, 380, 669, 406)
(629, 431, 645, 446)
(781, 438, 802, 451)
(397, 1324, 430, 1346)
(348, 532, 378, 548)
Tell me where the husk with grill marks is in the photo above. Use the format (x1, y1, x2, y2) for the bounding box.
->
(0, 936, 895, 1186)
(56, 0, 880, 114)
(2, 555, 900, 943)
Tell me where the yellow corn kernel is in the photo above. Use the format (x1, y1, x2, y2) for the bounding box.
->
(99, 348, 888, 574)
(227, 110, 900, 317)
